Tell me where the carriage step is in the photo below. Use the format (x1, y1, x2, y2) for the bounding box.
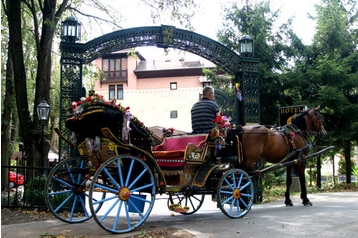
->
(169, 204, 190, 213)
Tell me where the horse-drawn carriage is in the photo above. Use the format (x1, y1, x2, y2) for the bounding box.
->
(45, 94, 332, 234)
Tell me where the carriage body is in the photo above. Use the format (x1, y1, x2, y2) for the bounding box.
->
(45, 98, 254, 234)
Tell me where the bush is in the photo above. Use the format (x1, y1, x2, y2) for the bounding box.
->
(1, 191, 23, 206)
(22, 176, 47, 207)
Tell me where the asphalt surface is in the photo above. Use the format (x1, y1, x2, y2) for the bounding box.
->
(2, 191, 358, 238)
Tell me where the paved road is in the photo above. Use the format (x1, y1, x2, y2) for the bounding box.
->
(2, 191, 357, 238)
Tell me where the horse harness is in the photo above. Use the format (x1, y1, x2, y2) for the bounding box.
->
(278, 123, 311, 164)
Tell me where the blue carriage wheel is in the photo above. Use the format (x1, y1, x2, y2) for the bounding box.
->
(88, 155, 156, 234)
(45, 157, 105, 223)
(167, 192, 205, 215)
(217, 169, 254, 219)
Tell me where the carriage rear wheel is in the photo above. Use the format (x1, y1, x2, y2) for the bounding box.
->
(167, 192, 205, 215)
(45, 157, 105, 223)
(88, 155, 156, 234)
(217, 169, 254, 219)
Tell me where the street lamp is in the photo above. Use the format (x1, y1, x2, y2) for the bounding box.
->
(37, 100, 50, 175)
(239, 35, 254, 57)
(61, 16, 82, 43)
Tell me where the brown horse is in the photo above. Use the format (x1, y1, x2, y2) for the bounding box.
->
(240, 106, 326, 206)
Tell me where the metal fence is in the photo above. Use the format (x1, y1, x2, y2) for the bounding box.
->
(1, 159, 57, 209)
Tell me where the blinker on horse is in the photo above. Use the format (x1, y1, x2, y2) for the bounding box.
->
(240, 106, 326, 206)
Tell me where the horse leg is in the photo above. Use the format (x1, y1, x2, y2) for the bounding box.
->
(297, 164, 312, 206)
(284, 166, 293, 206)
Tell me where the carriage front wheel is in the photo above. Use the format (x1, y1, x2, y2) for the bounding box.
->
(217, 169, 254, 219)
(88, 155, 156, 234)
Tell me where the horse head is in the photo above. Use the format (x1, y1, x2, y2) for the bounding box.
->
(290, 106, 326, 136)
(306, 106, 327, 136)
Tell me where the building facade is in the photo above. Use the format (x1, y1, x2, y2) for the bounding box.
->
(94, 48, 216, 132)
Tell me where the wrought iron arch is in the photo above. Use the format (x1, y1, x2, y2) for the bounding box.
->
(214, 89, 236, 122)
(61, 25, 245, 75)
(59, 25, 259, 157)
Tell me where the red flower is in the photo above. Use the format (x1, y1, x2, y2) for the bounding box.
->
(213, 115, 222, 123)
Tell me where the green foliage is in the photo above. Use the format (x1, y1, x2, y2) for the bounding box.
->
(218, 0, 302, 125)
(261, 166, 285, 190)
(203, 68, 234, 95)
(22, 176, 46, 207)
(338, 158, 356, 175)
(1, 191, 22, 206)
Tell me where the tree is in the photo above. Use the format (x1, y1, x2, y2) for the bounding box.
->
(283, 0, 358, 183)
(217, 0, 302, 125)
(1, 0, 198, 189)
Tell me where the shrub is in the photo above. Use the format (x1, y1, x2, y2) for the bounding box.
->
(22, 176, 47, 207)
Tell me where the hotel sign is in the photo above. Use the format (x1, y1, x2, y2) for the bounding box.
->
(279, 105, 307, 126)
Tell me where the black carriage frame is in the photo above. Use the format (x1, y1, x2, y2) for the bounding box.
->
(59, 25, 259, 158)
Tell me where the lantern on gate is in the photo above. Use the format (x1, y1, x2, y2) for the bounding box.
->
(61, 16, 82, 43)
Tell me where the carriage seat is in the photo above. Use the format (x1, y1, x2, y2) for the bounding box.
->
(152, 134, 207, 171)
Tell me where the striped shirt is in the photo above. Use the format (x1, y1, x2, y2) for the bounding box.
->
(191, 98, 220, 133)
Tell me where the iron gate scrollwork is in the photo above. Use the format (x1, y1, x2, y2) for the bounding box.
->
(214, 89, 236, 124)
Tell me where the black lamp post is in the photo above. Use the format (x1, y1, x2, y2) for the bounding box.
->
(59, 16, 83, 161)
(61, 16, 82, 43)
(236, 34, 259, 126)
(37, 100, 50, 175)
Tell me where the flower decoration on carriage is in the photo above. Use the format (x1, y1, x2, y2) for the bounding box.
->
(210, 113, 231, 142)
(70, 94, 108, 117)
(162, 127, 175, 138)
(122, 106, 133, 144)
(85, 136, 101, 156)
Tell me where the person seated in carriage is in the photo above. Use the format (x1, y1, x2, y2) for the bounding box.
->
(191, 86, 239, 163)
(191, 86, 220, 134)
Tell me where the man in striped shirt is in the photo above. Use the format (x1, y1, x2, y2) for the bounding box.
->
(191, 86, 220, 133)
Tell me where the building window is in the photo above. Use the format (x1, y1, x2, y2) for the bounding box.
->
(170, 110, 178, 118)
(102, 56, 127, 81)
(170, 82, 177, 90)
(117, 84, 123, 100)
(203, 82, 211, 87)
(109, 85, 115, 100)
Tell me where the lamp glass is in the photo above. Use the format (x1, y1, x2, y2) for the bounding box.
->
(37, 100, 50, 122)
(61, 16, 82, 42)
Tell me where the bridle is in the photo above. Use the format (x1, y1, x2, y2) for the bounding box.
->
(309, 109, 326, 136)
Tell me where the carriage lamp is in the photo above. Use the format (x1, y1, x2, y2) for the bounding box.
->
(239, 35, 254, 57)
(37, 100, 50, 175)
(61, 16, 82, 43)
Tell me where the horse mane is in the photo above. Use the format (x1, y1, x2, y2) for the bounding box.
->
(290, 109, 312, 131)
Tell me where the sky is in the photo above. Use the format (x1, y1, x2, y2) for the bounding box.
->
(80, 0, 320, 58)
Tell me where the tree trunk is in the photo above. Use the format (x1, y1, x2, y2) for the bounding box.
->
(331, 155, 335, 185)
(50, 116, 59, 149)
(316, 155, 321, 188)
(344, 141, 352, 184)
(7, 0, 38, 178)
(1, 39, 14, 190)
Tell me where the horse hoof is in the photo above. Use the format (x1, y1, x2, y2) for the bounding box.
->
(285, 202, 293, 207)
(303, 201, 312, 206)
